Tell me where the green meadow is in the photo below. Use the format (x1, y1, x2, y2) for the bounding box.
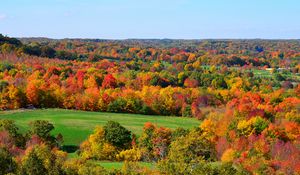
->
(0, 109, 200, 146)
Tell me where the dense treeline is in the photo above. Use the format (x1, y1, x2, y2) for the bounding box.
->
(0, 53, 299, 117)
(0, 34, 76, 60)
(2, 35, 300, 68)
(0, 35, 299, 174)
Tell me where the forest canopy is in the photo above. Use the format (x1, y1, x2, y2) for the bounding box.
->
(0, 34, 299, 174)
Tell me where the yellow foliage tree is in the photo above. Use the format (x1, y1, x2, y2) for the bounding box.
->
(80, 126, 117, 160)
(237, 119, 254, 136)
(237, 117, 269, 136)
(200, 118, 217, 140)
(221, 148, 236, 163)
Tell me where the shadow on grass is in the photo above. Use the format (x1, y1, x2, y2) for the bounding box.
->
(62, 145, 79, 153)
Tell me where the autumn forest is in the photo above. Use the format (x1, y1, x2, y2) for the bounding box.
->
(0, 34, 300, 174)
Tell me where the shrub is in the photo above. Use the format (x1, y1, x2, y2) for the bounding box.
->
(63, 159, 107, 175)
(116, 148, 142, 161)
(121, 161, 155, 175)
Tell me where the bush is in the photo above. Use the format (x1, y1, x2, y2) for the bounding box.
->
(116, 148, 142, 161)
(121, 161, 155, 175)
(63, 158, 107, 175)
(192, 162, 248, 175)
(159, 161, 247, 175)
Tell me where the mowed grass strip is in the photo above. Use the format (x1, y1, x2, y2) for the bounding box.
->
(0, 109, 200, 145)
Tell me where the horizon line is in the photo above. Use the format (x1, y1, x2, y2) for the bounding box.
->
(15, 36, 300, 41)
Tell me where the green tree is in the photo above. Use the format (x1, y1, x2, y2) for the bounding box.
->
(29, 120, 54, 139)
(103, 121, 132, 149)
(40, 46, 56, 58)
(0, 119, 25, 147)
(158, 129, 216, 174)
(1, 43, 15, 53)
(21, 145, 66, 175)
(107, 98, 127, 113)
(0, 119, 19, 137)
(0, 80, 9, 91)
(29, 120, 56, 146)
(138, 122, 156, 161)
(171, 127, 189, 141)
(182, 104, 192, 117)
(21, 148, 47, 175)
(0, 147, 17, 175)
(274, 73, 285, 81)
(80, 126, 117, 160)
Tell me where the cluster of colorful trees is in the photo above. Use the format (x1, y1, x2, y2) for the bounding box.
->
(0, 119, 152, 175)
(1, 117, 299, 174)
(0, 34, 75, 60)
(0, 35, 299, 174)
(75, 92, 299, 174)
(0, 119, 67, 174)
(0, 53, 299, 117)
(1, 35, 299, 115)
(2, 34, 300, 69)
(17, 37, 300, 69)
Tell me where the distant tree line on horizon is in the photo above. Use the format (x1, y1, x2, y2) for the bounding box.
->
(1, 34, 300, 69)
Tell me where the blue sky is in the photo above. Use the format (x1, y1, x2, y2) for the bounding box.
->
(0, 0, 300, 39)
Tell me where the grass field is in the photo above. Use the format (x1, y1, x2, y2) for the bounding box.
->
(0, 109, 200, 146)
(68, 152, 155, 170)
(91, 161, 154, 170)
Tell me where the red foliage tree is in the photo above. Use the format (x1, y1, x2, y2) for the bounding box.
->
(102, 74, 117, 89)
